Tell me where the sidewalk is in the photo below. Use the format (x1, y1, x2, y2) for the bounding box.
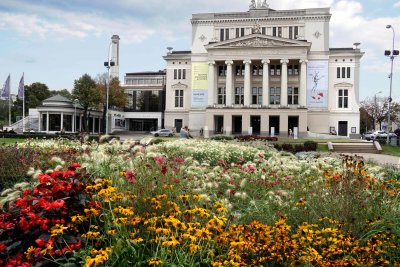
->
(343, 153, 400, 166)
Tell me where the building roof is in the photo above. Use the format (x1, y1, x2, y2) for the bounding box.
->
(125, 70, 166, 76)
(43, 94, 71, 103)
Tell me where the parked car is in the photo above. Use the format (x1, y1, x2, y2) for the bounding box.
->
(373, 130, 387, 139)
(363, 132, 376, 141)
(150, 129, 174, 137)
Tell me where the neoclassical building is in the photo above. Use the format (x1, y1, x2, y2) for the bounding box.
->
(163, 1, 363, 137)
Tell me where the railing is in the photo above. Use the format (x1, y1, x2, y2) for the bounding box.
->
(8, 116, 39, 132)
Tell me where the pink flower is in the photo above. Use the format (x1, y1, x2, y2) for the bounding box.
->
(154, 155, 166, 166)
(125, 170, 137, 184)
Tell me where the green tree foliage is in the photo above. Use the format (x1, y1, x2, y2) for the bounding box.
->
(95, 74, 127, 132)
(72, 74, 101, 132)
(50, 89, 72, 100)
(360, 96, 400, 130)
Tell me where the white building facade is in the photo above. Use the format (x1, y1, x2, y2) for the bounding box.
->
(163, 2, 363, 137)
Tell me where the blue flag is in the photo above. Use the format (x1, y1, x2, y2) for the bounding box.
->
(0, 75, 10, 100)
(17, 73, 24, 100)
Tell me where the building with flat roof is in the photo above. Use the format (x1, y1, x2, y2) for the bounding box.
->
(162, 1, 363, 137)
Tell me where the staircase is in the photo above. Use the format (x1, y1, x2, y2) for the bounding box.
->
(329, 142, 381, 154)
(8, 116, 39, 133)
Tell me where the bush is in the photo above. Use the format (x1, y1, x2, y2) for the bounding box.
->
(210, 135, 234, 141)
(236, 135, 278, 142)
(304, 140, 318, 151)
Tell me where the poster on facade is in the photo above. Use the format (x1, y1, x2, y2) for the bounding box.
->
(191, 62, 208, 107)
(307, 60, 329, 108)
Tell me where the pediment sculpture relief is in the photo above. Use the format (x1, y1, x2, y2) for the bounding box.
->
(228, 37, 293, 47)
(171, 82, 188, 89)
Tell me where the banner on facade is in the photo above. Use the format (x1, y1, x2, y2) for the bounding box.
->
(306, 60, 329, 108)
(191, 62, 208, 107)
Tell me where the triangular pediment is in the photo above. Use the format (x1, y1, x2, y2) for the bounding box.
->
(171, 82, 188, 89)
(205, 34, 311, 49)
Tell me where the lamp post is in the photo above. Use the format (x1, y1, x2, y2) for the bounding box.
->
(385, 25, 399, 144)
(104, 42, 115, 135)
(374, 91, 382, 130)
(73, 99, 78, 133)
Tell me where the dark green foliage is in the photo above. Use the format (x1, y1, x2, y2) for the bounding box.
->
(210, 135, 235, 141)
(303, 140, 318, 151)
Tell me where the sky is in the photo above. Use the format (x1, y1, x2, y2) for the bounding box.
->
(0, 0, 399, 101)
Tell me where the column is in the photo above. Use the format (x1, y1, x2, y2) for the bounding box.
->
(60, 112, 64, 131)
(46, 111, 49, 133)
(299, 59, 308, 107)
(225, 60, 233, 106)
(243, 60, 252, 106)
(262, 59, 270, 106)
(208, 61, 216, 106)
(38, 112, 41, 132)
(280, 59, 289, 106)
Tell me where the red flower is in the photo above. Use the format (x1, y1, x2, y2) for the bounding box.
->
(154, 156, 166, 166)
(69, 162, 81, 170)
(0, 243, 6, 251)
(35, 238, 45, 247)
(161, 165, 168, 175)
(125, 170, 137, 184)
(318, 92, 324, 97)
(175, 156, 184, 165)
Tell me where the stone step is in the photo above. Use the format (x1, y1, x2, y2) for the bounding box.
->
(330, 143, 380, 154)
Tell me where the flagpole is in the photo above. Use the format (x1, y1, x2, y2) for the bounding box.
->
(8, 74, 11, 127)
(22, 73, 25, 132)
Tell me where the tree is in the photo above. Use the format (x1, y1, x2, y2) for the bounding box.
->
(95, 74, 127, 133)
(360, 96, 400, 131)
(72, 74, 101, 132)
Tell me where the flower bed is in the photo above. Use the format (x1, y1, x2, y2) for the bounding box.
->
(0, 139, 399, 266)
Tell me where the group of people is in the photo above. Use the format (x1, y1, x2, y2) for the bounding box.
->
(180, 126, 193, 139)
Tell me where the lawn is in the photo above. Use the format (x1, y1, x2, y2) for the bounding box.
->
(0, 138, 399, 266)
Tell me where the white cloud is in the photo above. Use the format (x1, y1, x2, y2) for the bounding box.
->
(394, 1, 400, 8)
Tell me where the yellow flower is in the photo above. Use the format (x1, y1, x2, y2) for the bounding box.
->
(50, 224, 68, 237)
(147, 258, 163, 266)
(189, 243, 202, 253)
(162, 236, 180, 247)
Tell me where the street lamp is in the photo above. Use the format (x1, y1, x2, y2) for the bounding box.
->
(374, 91, 382, 130)
(384, 25, 399, 144)
(104, 43, 115, 135)
(73, 99, 78, 133)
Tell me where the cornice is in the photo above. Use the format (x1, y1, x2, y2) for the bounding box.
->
(191, 15, 331, 25)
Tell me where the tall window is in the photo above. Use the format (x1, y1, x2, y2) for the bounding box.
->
(220, 29, 224, 41)
(270, 65, 281, 76)
(235, 87, 244, 104)
(269, 87, 281, 105)
(178, 69, 182, 79)
(174, 69, 185, 80)
(235, 65, 244, 76)
(175, 90, 184, 107)
(288, 87, 299, 105)
(341, 67, 345, 78)
(338, 89, 348, 108)
(337, 67, 351, 79)
(262, 27, 266, 34)
(252, 64, 263, 76)
(218, 65, 227, 76)
(288, 65, 299, 75)
(174, 69, 177, 79)
(347, 67, 351, 78)
(241, 28, 245, 37)
(288, 26, 298, 39)
(337, 67, 340, 78)
(182, 69, 186, 79)
(217, 87, 226, 105)
(236, 28, 240, 38)
(252, 87, 262, 105)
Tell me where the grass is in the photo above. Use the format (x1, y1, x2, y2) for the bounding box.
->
(381, 144, 400, 156)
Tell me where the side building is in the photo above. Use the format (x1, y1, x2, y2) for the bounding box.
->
(123, 71, 166, 132)
(163, 2, 363, 137)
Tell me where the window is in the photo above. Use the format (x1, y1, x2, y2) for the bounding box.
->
(225, 29, 229, 40)
(182, 69, 186, 80)
(273, 27, 277, 36)
(288, 65, 299, 75)
(217, 87, 226, 105)
(175, 90, 184, 107)
(270, 65, 281, 76)
(218, 65, 227, 76)
(236, 28, 239, 38)
(252, 65, 263, 76)
(269, 87, 281, 105)
(278, 27, 282, 37)
(236, 65, 244, 76)
(338, 89, 348, 108)
(220, 29, 224, 41)
(342, 67, 345, 78)
(347, 67, 350, 78)
(252, 87, 262, 105)
(288, 87, 299, 105)
(337, 67, 351, 79)
(241, 28, 245, 37)
(337, 67, 340, 78)
(262, 27, 266, 35)
(235, 87, 244, 104)
(174, 69, 177, 80)
(174, 69, 185, 80)
(178, 69, 182, 79)
(289, 26, 298, 39)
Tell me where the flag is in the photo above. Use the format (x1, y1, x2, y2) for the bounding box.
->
(0, 74, 10, 100)
(17, 73, 24, 100)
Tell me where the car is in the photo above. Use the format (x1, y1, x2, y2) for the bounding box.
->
(363, 132, 376, 141)
(373, 130, 387, 139)
(150, 129, 174, 137)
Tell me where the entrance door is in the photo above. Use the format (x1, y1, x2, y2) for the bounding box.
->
(232, 116, 242, 134)
(250, 116, 261, 135)
(175, 119, 183, 133)
(288, 116, 299, 135)
(269, 116, 280, 135)
(214, 116, 224, 134)
(338, 121, 348, 136)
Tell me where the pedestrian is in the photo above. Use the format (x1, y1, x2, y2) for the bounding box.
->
(180, 126, 189, 139)
(288, 128, 293, 138)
